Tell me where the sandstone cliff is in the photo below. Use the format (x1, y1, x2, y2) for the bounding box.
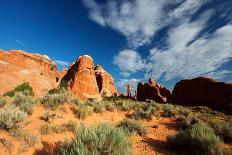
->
(62, 55, 102, 100)
(0, 50, 59, 96)
(172, 76, 232, 111)
(137, 79, 171, 103)
(94, 65, 118, 97)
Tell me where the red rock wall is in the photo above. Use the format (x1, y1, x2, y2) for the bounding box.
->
(0, 50, 59, 96)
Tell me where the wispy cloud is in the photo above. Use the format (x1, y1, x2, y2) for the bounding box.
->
(54, 60, 70, 67)
(15, 39, 25, 46)
(82, 0, 208, 49)
(84, 0, 232, 82)
(113, 50, 145, 77)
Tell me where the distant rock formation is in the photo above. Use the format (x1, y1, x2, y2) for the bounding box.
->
(94, 65, 118, 97)
(172, 77, 232, 111)
(60, 68, 68, 80)
(0, 50, 59, 96)
(137, 79, 171, 103)
(62, 55, 101, 100)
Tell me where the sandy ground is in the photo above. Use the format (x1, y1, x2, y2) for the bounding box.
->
(0, 103, 178, 155)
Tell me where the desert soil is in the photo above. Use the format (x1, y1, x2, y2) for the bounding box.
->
(0, 103, 178, 155)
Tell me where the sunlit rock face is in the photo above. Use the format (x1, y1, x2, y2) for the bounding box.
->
(0, 50, 59, 97)
(94, 65, 118, 97)
(62, 55, 102, 101)
(137, 79, 171, 103)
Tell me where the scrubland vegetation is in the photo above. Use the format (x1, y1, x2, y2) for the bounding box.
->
(0, 83, 232, 154)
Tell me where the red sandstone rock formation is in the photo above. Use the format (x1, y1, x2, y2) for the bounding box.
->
(0, 50, 59, 96)
(137, 79, 171, 103)
(94, 65, 118, 97)
(172, 76, 232, 111)
(60, 68, 68, 80)
(62, 55, 102, 100)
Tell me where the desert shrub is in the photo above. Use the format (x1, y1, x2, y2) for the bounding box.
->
(41, 111, 57, 122)
(130, 105, 156, 120)
(12, 92, 35, 114)
(9, 127, 39, 146)
(168, 122, 222, 155)
(211, 121, 232, 143)
(162, 104, 179, 117)
(41, 88, 72, 109)
(104, 102, 115, 112)
(59, 123, 132, 155)
(71, 98, 81, 106)
(93, 103, 105, 113)
(72, 106, 92, 119)
(48, 88, 60, 94)
(0, 106, 27, 130)
(25, 134, 39, 147)
(0, 95, 6, 106)
(119, 119, 147, 136)
(65, 121, 78, 133)
(59, 80, 68, 89)
(4, 82, 34, 97)
(40, 124, 66, 135)
(177, 113, 202, 129)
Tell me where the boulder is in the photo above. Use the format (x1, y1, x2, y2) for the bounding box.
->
(137, 79, 171, 103)
(172, 76, 232, 110)
(0, 50, 59, 97)
(62, 55, 102, 100)
(94, 65, 118, 97)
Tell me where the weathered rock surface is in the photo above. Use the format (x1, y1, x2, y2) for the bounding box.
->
(62, 55, 102, 100)
(137, 79, 171, 103)
(172, 77, 232, 110)
(0, 50, 59, 96)
(94, 65, 118, 97)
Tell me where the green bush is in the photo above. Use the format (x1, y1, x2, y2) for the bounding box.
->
(211, 121, 232, 143)
(48, 88, 60, 94)
(104, 102, 115, 112)
(65, 121, 78, 133)
(119, 119, 147, 136)
(40, 123, 66, 135)
(9, 127, 39, 147)
(41, 88, 72, 109)
(0, 95, 7, 106)
(130, 105, 156, 120)
(72, 106, 92, 119)
(59, 123, 132, 155)
(93, 103, 105, 113)
(59, 80, 68, 89)
(0, 106, 27, 130)
(12, 92, 35, 114)
(177, 113, 202, 129)
(168, 123, 222, 155)
(162, 104, 179, 117)
(4, 82, 34, 97)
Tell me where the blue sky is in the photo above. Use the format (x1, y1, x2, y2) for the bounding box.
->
(0, 0, 232, 93)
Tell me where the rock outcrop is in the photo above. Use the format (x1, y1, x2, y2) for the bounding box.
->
(62, 55, 102, 100)
(137, 79, 171, 103)
(0, 50, 59, 96)
(172, 77, 232, 110)
(94, 65, 118, 97)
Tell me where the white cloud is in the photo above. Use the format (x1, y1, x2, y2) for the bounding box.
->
(146, 24, 232, 80)
(54, 60, 70, 67)
(83, 0, 208, 48)
(113, 50, 145, 77)
(84, 0, 232, 81)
